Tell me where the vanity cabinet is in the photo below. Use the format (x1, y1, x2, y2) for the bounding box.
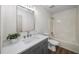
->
(21, 39, 48, 54)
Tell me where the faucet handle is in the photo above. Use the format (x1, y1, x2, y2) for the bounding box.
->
(23, 36, 26, 38)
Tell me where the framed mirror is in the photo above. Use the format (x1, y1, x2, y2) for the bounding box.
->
(16, 5, 35, 33)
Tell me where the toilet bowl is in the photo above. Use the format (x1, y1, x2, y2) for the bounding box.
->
(48, 38, 60, 52)
(42, 33, 60, 52)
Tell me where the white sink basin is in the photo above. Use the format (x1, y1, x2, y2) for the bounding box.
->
(23, 34, 44, 43)
(23, 37, 38, 43)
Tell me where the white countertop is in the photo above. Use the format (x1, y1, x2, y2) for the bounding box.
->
(1, 34, 48, 54)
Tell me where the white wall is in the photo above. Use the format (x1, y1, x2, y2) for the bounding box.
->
(1, 5, 16, 41)
(34, 6, 51, 33)
(76, 6, 79, 44)
(0, 6, 1, 53)
(52, 7, 79, 53)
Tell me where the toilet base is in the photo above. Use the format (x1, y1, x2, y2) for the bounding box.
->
(48, 43, 56, 52)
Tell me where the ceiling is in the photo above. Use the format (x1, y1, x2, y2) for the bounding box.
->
(40, 5, 77, 14)
(21, 5, 77, 14)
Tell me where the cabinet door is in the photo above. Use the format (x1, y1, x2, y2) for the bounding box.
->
(42, 43, 48, 54)
(30, 45, 43, 54)
(41, 39, 48, 54)
(32, 39, 48, 54)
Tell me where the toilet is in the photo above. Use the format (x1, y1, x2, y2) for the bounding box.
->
(48, 38, 60, 52)
(42, 33, 60, 52)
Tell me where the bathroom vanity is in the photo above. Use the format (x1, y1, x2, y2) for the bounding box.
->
(1, 34, 48, 54)
(21, 38, 48, 54)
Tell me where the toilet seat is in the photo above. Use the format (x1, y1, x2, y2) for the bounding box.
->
(48, 39, 60, 46)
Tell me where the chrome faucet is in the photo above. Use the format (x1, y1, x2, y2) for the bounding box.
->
(27, 31, 31, 37)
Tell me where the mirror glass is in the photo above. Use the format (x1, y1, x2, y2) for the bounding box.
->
(16, 5, 35, 32)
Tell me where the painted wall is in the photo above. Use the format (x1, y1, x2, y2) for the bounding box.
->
(0, 6, 1, 53)
(52, 7, 79, 53)
(34, 6, 51, 34)
(1, 5, 16, 42)
(76, 6, 79, 44)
